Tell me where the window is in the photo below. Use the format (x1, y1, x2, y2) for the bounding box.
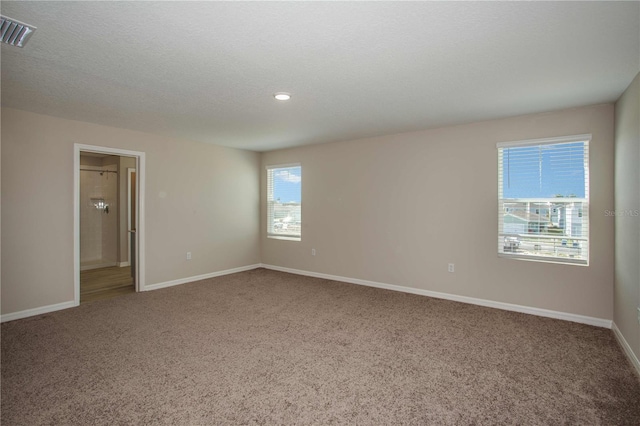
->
(497, 135, 590, 265)
(267, 164, 301, 240)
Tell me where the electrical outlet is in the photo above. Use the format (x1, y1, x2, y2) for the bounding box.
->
(448, 263, 455, 273)
(186, 252, 192, 260)
(311, 248, 316, 256)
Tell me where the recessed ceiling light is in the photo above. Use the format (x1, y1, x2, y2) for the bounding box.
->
(274, 92, 291, 101)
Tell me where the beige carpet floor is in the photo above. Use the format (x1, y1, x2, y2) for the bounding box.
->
(2, 268, 639, 425)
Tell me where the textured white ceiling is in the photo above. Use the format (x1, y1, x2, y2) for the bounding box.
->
(1, 1, 639, 152)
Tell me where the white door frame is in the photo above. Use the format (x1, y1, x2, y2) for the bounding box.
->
(74, 144, 146, 305)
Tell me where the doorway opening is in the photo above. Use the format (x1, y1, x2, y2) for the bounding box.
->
(74, 144, 145, 305)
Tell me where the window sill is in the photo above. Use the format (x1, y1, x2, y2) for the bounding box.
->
(268, 235, 301, 242)
(498, 253, 588, 266)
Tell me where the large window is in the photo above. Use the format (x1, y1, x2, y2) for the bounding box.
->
(267, 164, 301, 240)
(497, 135, 590, 265)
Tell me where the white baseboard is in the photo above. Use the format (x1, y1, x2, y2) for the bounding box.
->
(144, 264, 262, 291)
(1, 300, 77, 323)
(260, 264, 613, 329)
(612, 322, 640, 377)
(2, 264, 612, 331)
(2, 264, 261, 322)
(118, 262, 130, 267)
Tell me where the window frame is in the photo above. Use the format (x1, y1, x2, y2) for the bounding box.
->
(266, 163, 302, 241)
(497, 134, 591, 266)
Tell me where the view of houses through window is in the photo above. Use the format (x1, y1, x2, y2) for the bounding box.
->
(267, 165, 301, 240)
(498, 136, 589, 264)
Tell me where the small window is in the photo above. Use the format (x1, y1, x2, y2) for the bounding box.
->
(267, 164, 301, 241)
(497, 135, 590, 265)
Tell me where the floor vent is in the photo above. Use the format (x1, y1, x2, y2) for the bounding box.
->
(1, 15, 36, 48)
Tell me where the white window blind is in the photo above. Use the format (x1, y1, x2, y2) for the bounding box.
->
(497, 135, 590, 265)
(267, 164, 301, 240)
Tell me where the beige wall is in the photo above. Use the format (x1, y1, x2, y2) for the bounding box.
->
(1, 109, 2, 310)
(614, 72, 640, 360)
(0, 103, 619, 321)
(261, 104, 615, 320)
(80, 156, 102, 166)
(1, 108, 260, 315)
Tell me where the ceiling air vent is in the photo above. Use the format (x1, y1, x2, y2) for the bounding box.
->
(0, 15, 36, 48)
